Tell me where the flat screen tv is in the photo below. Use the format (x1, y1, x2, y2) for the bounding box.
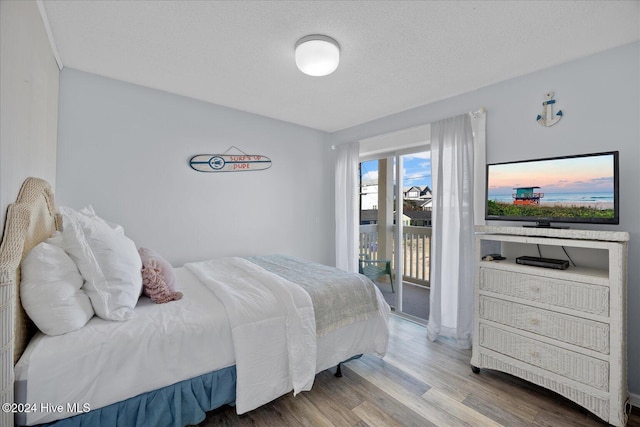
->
(485, 151, 619, 227)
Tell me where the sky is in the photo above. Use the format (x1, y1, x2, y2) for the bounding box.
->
(360, 151, 431, 189)
(487, 154, 615, 195)
(361, 152, 614, 195)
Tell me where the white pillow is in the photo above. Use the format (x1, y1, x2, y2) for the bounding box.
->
(60, 206, 142, 321)
(78, 205, 126, 235)
(21, 235, 94, 335)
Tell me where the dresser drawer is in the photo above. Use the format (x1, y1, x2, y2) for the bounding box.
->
(479, 296, 610, 354)
(479, 324, 609, 391)
(479, 268, 609, 316)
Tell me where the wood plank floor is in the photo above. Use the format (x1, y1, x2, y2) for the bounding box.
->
(198, 315, 640, 426)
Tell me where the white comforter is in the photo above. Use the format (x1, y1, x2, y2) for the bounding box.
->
(15, 268, 236, 426)
(16, 259, 390, 425)
(185, 257, 317, 414)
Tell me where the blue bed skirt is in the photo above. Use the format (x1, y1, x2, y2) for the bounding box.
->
(37, 366, 236, 427)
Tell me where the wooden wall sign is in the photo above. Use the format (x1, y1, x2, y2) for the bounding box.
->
(189, 146, 272, 172)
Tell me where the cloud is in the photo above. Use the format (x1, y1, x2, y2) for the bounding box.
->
(404, 171, 431, 186)
(403, 152, 431, 160)
(361, 170, 378, 185)
(360, 153, 432, 188)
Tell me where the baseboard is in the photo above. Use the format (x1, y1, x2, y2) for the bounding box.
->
(631, 392, 640, 408)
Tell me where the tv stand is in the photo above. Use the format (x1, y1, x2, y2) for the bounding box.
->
(523, 221, 569, 229)
(472, 226, 630, 426)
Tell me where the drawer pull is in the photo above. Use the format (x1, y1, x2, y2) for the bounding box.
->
(530, 286, 540, 293)
(530, 351, 540, 358)
(530, 318, 540, 325)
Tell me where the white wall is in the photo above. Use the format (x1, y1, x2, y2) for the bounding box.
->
(0, 0, 59, 230)
(56, 69, 334, 267)
(328, 42, 640, 400)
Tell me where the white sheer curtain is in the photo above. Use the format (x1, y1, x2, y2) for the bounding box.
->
(427, 113, 476, 348)
(334, 141, 360, 272)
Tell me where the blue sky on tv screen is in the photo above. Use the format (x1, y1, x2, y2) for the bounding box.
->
(487, 154, 615, 198)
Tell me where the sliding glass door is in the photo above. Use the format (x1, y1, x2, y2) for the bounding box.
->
(359, 150, 431, 322)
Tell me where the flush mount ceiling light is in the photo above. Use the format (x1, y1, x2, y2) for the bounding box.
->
(295, 35, 340, 77)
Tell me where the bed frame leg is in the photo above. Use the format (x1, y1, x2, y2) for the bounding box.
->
(334, 354, 361, 378)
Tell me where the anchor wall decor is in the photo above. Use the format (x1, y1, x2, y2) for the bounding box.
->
(536, 91, 563, 127)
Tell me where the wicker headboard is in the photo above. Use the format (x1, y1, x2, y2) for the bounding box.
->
(0, 178, 61, 427)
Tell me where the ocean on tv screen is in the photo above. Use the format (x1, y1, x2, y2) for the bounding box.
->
(487, 191, 615, 220)
(488, 191, 614, 208)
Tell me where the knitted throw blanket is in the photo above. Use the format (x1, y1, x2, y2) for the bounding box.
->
(245, 254, 380, 336)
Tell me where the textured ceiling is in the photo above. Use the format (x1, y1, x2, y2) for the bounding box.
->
(41, 1, 640, 132)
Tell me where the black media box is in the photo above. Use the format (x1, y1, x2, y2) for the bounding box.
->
(515, 256, 570, 270)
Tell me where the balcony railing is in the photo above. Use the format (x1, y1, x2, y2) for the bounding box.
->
(359, 224, 431, 287)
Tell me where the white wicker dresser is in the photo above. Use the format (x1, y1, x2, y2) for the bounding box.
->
(471, 226, 630, 426)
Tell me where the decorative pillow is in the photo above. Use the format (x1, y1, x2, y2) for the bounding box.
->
(59, 206, 142, 321)
(138, 248, 182, 304)
(20, 234, 94, 335)
(138, 247, 178, 291)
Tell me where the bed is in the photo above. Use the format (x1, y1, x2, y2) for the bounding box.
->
(0, 177, 390, 427)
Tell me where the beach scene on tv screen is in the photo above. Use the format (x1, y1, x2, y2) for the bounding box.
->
(487, 155, 615, 220)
